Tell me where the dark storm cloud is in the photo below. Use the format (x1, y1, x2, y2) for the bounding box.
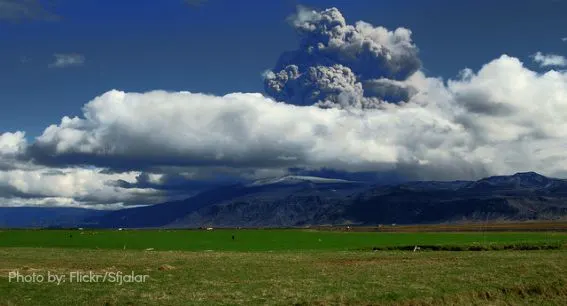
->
(0, 185, 45, 199)
(454, 90, 517, 116)
(110, 172, 228, 193)
(362, 79, 417, 104)
(25, 140, 309, 171)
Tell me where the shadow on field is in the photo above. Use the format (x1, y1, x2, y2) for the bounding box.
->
(361, 242, 564, 252)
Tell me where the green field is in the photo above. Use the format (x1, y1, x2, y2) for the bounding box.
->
(1, 230, 567, 305)
(1, 229, 566, 251)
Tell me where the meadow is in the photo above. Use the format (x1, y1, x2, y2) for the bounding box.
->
(1, 229, 567, 305)
(1, 229, 566, 251)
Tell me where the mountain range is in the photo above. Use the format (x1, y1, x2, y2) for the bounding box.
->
(2, 172, 567, 228)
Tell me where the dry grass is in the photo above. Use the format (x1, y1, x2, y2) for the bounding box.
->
(1, 248, 566, 305)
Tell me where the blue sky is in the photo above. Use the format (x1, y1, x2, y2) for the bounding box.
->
(1, 0, 566, 138)
(1, 0, 567, 208)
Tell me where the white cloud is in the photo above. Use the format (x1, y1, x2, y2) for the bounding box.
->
(0, 131, 26, 156)
(0, 132, 165, 207)
(26, 55, 567, 184)
(0, 197, 147, 210)
(0, 166, 165, 208)
(532, 51, 567, 67)
(33, 90, 401, 171)
(562, 37, 567, 42)
(48, 53, 85, 68)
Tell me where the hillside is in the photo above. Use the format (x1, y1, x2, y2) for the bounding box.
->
(88, 172, 567, 228)
(3, 172, 567, 228)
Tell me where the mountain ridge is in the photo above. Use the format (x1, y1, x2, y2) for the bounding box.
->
(2, 172, 567, 228)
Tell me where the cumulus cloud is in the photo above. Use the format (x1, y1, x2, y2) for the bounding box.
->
(0, 0, 59, 22)
(28, 90, 402, 172)
(0, 131, 29, 172)
(0, 131, 27, 156)
(0, 165, 170, 209)
(532, 51, 567, 67)
(48, 53, 85, 68)
(24, 54, 567, 183)
(264, 6, 421, 109)
(0, 133, 170, 209)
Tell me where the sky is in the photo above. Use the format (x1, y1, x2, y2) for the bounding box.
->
(0, 0, 567, 209)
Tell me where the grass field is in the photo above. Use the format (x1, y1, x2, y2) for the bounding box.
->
(315, 221, 567, 232)
(1, 229, 567, 305)
(1, 229, 566, 251)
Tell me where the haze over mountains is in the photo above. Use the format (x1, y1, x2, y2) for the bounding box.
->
(2, 172, 567, 228)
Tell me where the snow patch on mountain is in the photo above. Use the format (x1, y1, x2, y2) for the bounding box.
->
(247, 175, 356, 187)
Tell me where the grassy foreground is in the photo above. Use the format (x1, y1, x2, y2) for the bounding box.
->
(2, 230, 567, 305)
(1, 247, 567, 305)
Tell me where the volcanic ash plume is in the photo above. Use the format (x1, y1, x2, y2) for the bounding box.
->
(264, 7, 421, 109)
